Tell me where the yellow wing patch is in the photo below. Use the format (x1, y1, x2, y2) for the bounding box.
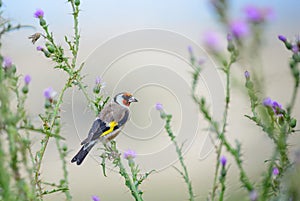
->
(100, 121, 118, 137)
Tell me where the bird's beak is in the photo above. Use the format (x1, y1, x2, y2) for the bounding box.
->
(129, 96, 138, 103)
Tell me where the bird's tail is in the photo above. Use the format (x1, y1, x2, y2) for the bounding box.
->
(71, 142, 95, 165)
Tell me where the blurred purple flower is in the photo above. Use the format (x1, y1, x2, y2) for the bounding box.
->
(230, 20, 249, 38)
(91, 195, 100, 201)
(2, 57, 12, 69)
(37, 46, 43, 51)
(43, 87, 57, 100)
(95, 76, 102, 85)
(244, 5, 261, 22)
(244, 5, 274, 23)
(203, 31, 221, 51)
(272, 101, 283, 116)
(249, 190, 258, 201)
(272, 101, 282, 110)
(244, 71, 250, 79)
(292, 45, 299, 53)
(227, 33, 233, 42)
(278, 35, 287, 43)
(262, 97, 272, 107)
(263, 97, 283, 115)
(220, 156, 227, 166)
(34, 9, 44, 18)
(124, 149, 137, 160)
(187, 46, 193, 54)
(155, 103, 163, 111)
(24, 74, 31, 85)
(272, 167, 279, 176)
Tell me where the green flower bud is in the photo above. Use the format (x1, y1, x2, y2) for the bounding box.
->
(93, 86, 100, 94)
(46, 43, 55, 53)
(292, 54, 300, 62)
(246, 80, 253, 89)
(227, 43, 235, 52)
(62, 144, 68, 152)
(54, 118, 60, 126)
(22, 85, 29, 94)
(290, 118, 297, 128)
(278, 116, 285, 126)
(75, 0, 80, 6)
(43, 50, 51, 58)
(39, 18, 46, 27)
(221, 167, 227, 177)
(285, 42, 292, 50)
(44, 99, 51, 109)
(290, 59, 296, 69)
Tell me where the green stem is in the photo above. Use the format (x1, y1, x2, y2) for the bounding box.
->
(55, 139, 72, 200)
(219, 166, 227, 201)
(211, 145, 222, 200)
(34, 82, 70, 198)
(77, 79, 93, 106)
(42, 21, 72, 71)
(69, 0, 80, 69)
(0, 139, 12, 201)
(162, 113, 195, 201)
(118, 160, 143, 201)
(287, 81, 299, 115)
(260, 150, 279, 201)
(210, 61, 231, 201)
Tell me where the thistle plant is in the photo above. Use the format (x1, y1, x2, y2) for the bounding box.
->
(100, 141, 153, 201)
(187, 2, 299, 201)
(156, 103, 195, 201)
(1, 0, 98, 200)
(190, 34, 254, 201)
(0, 1, 299, 201)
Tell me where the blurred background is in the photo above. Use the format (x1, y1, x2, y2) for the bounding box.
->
(2, 0, 300, 200)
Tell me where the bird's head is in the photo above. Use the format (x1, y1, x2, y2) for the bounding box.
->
(114, 92, 138, 107)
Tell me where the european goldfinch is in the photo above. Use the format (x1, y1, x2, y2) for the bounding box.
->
(71, 92, 138, 165)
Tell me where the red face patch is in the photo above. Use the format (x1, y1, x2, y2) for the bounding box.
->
(123, 99, 130, 106)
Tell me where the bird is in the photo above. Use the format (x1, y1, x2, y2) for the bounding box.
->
(71, 92, 138, 165)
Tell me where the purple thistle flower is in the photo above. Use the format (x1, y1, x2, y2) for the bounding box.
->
(123, 149, 137, 160)
(227, 33, 233, 42)
(203, 31, 221, 51)
(230, 20, 249, 38)
(244, 5, 262, 22)
(43, 87, 57, 100)
(244, 5, 274, 23)
(155, 103, 163, 111)
(220, 156, 227, 166)
(187, 46, 193, 54)
(278, 35, 287, 43)
(34, 9, 44, 18)
(249, 190, 258, 201)
(262, 97, 273, 107)
(263, 97, 284, 115)
(244, 70, 250, 79)
(272, 101, 283, 115)
(37, 46, 43, 51)
(292, 45, 299, 53)
(272, 101, 282, 110)
(2, 57, 12, 69)
(272, 167, 279, 176)
(95, 76, 102, 85)
(24, 74, 31, 85)
(91, 195, 100, 201)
